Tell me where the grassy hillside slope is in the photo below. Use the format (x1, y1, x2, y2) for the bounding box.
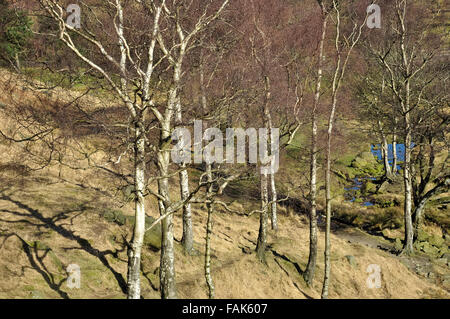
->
(0, 68, 448, 299)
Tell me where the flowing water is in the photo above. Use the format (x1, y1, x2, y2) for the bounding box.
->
(344, 143, 409, 206)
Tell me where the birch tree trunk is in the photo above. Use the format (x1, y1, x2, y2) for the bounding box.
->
(379, 122, 392, 179)
(402, 126, 414, 254)
(304, 7, 328, 286)
(321, 1, 365, 297)
(400, 8, 414, 254)
(158, 111, 177, 298)
(204, 163, 215, 298)
(180, 168, 194, 253)
(256, 76, 273, 262)
(256, 171, 269, 263)
(127, 119, 146, 299)
(392, 118, 398, 174)
(321, 95, 335, 298)
(14, 52, 21, 72)
(270, 172, 278, 231)
(175, 100, 194, 255)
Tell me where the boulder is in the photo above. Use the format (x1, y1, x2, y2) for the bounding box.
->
(103, 209, 127, 226)
(351, 152, 384, 176)
(345, 255, 357, 268)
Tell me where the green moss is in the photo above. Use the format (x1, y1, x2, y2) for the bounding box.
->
(103, 209, 126, 226)
(429, 234, 445, 248)
(362, 181, 377, 195)
(350, 152, 384, 177)
(395, 238, 403, 251)
(336, 153, 357, 167)
(415, 241, 440, 256)
(417, 229, 430, 242)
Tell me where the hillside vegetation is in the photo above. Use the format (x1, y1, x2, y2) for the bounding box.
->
(0, 69, 448, 299)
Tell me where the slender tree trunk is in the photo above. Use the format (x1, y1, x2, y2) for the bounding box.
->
(399, 3, 414, 255)
(304, 9, 328, 286)
(204, 163, 215, 298)
(378, 120, 392, 179)
(392, 119, 398, 174)
(322, 91, 338, 299)
(413, 179, 449, 241)
(175, 100, 194, 255)
(267, 99, 277, 232)
(270, 172, 278, 231)
(180, 168, 194, 253)
(158, 118, 177, 299)
(127, 119, 146, 299)
(413, 199, 426, 241)
(321, 135, 332, 299)
(256, 171, 269, 263)
(14, 52, 21, 72)
(402, 100, 414, 255)
(256, 76, 272, 262)
(382, 136, 392, 178)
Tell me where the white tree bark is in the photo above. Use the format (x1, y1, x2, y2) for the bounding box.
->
(392, 118, 398, 174)
(270, 172, 278, 231)
(378, 120, 392, 179)
(204, 163, 215, 298)
(256, 76, 272, 263)
(322, 0, 366, 298)
(158, 114, 178, 299)
(256, 171, 269, 263)
(304, 3, 328, 286)
(127, 119, 146, 299)
(175, 100, 194, 254)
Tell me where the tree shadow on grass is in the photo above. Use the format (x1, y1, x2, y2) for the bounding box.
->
(0, 194, 128, 295)
(0, 230, 69, 298)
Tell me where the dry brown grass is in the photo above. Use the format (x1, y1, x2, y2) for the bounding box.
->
(0, 67, 448, 299)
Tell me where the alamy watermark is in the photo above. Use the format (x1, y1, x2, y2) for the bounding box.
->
(66, 4, 81, 29)
(172, 120, 280, 174)
(366, 264, 382, 288)
(65, 4, 381, 31)
(66, 263, 81, 289)
(366, 4, 381, 29)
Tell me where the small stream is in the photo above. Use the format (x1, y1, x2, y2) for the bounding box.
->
(370, 143, 407, 172)
(344, 177, 377, 206)
(344, 143, 407, 206)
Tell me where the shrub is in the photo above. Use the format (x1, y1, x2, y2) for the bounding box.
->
(0, 0, 32, 70)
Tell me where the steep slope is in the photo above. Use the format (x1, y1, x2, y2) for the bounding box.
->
(0, 68, 448, 299)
